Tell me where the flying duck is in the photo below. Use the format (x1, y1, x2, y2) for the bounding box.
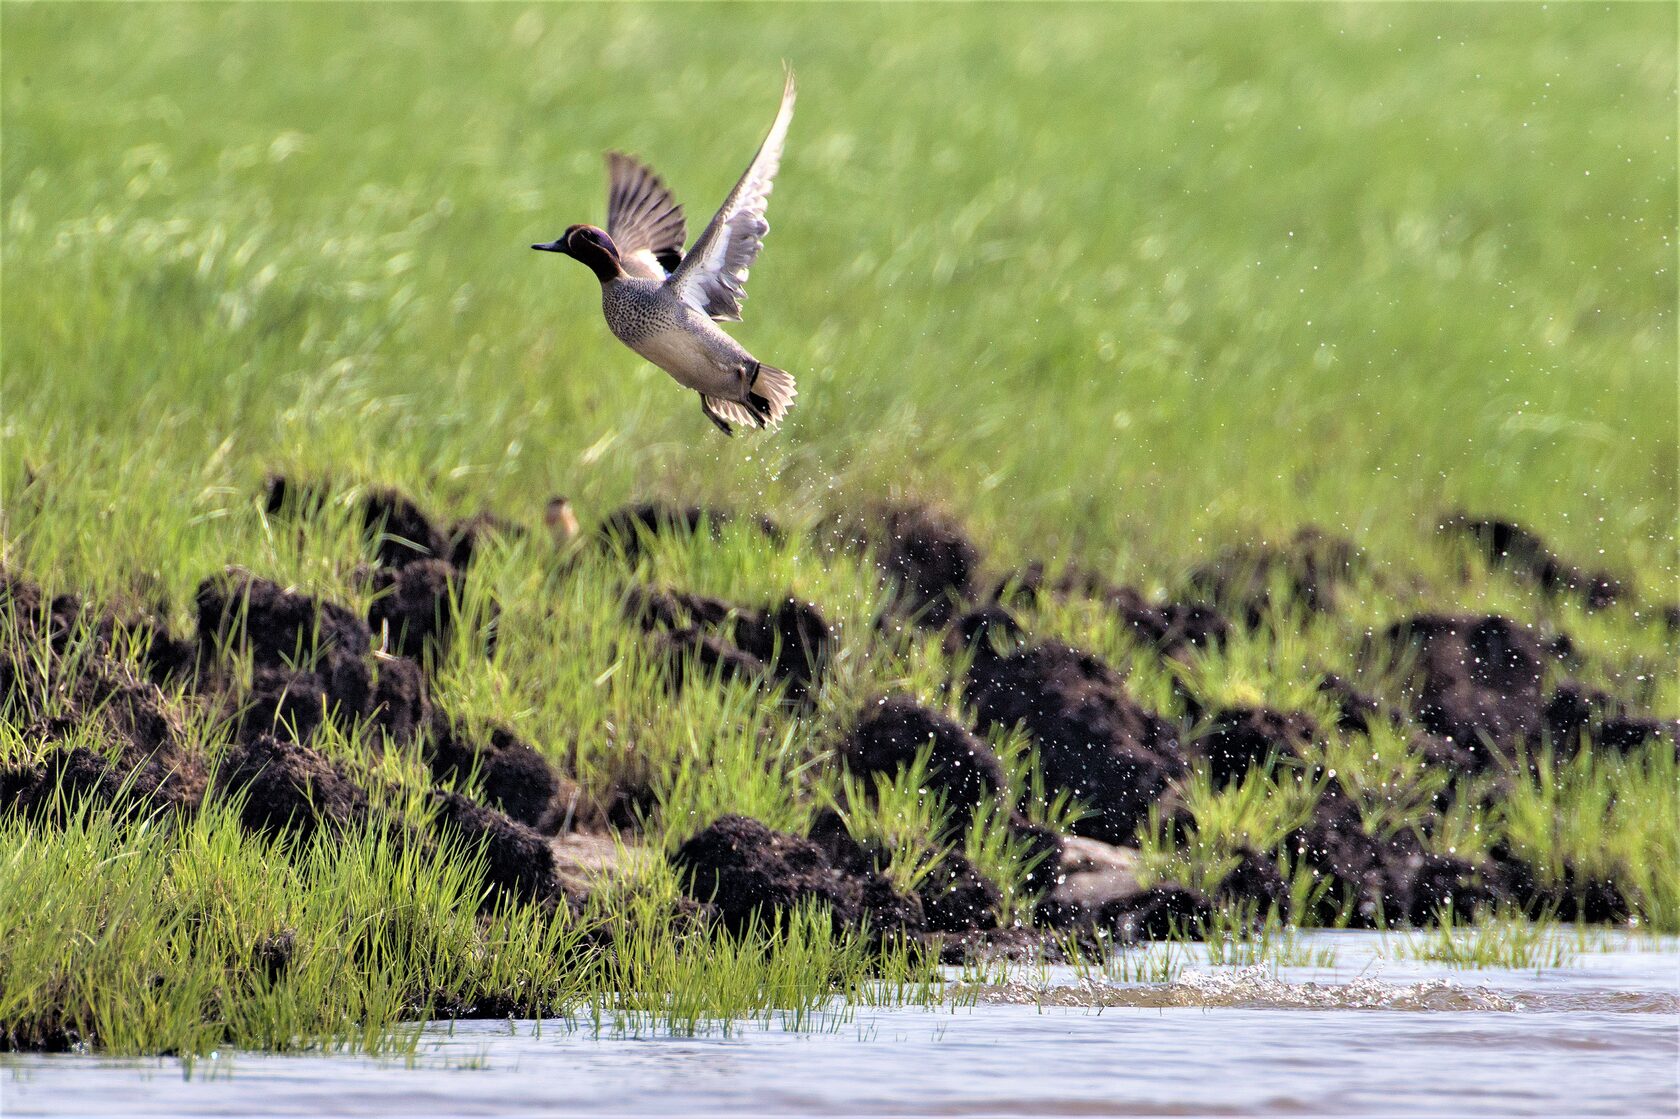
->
(533, 71, 798, 435)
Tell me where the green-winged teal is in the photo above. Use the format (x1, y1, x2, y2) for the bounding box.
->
(533, 71, 798, 435)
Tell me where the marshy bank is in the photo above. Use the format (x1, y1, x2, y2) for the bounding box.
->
(2, 478, 1675, 1058)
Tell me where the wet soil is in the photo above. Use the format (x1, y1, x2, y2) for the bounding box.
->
(822, 503, 982, 627)
(627, 585, 836, 704)
(1188, 528, 1364, 625)
(840, 696, 1005, 828)
(598, 502, 782, 565)
(1442, 513, 1625, 608)
(961, 621, 1185, 845)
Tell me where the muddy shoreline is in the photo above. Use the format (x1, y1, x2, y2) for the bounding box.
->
(3, 480, 1676, 1051)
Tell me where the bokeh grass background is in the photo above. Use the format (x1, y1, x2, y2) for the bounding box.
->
(4, 2, 1675, 597)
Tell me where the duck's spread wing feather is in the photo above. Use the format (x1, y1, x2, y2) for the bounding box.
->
(667, 71, 796, 322)
(606, 152, 688, 282)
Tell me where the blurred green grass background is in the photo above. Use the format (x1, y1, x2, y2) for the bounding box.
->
(3, 2, 1675, 592)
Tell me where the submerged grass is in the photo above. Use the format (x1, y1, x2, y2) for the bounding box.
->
(1, 2, 1676, 1058)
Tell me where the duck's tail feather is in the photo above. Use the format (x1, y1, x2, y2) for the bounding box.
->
(703, 364, 797, 433)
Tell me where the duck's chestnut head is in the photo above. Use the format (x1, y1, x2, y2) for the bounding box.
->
(532, 224, 623, 281)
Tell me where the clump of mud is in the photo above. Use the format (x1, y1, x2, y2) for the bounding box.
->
(1378, 614, 1560, 768)
(1285, 793, 1489, 927)
(216, 733, 371, 840)
(671, 814, 882, 935)
(993, 562, 1230, 658)
(1, 572, 206, 819)
(1188, 528, 1363, 625)
(822, 503, 981, 627)
(598, 502, 782, 564)
(1441, 514, 1624, 608)
(1190, 707, 1324, 788)
(424, 713, 599, 834)
(195, 569, 428, 746)
(627, 585, 836, 704)
(840, 696, 1005, 828)
(961, 614, 1183, 845)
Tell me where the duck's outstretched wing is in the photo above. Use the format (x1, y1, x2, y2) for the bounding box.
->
(606, 151, 688, 281)
(666, 70, 795, 322)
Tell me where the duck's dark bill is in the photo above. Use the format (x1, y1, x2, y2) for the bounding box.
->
(531, 240, 565, 252)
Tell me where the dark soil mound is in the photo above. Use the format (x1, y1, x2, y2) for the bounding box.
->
(916, 852, 1001, 933)
(629, 586, 836, 703)
(217, 733, 371, 840)
(623, 585, 736, 631)
(1, 574, 207, 817)
(1485, 844, 1630, 924)
(447, 512, 525, 570)
(964, 639, 1184, 845)
(1216, 849, 1292, 919)
(1, 741, 204, 822)
(945, 605, 1029, 662)
(431, 790, 564, 906)
(263, 476, 450, 570)
(841, 696, 1005, 828)
(1541, 682, 1679, 757)
(1191, 707, 1323, 788)
(995, 563, 1230, 658)
(1099, 884, 1213, 941)
(1317, 673, 1396, 734)
(198, 570, 428, 747)
(671, 814, 859, 935)
(1381, 614, 1559, 768)
(197, 570, 372, 700)
(826, 504, 981, 627)
(730, 596, 836, 703)
(804, 809, 929, 935)
(1442, 514, 1624, 609)
(599, 502, 781, 564)
(423, 714, 594, 833)
(1188, 528, 1363, 625)
(649, 629, 770, 692)
(365, 558, 464, 660)
(362, 487, 450, 569)
(1283, 797, 1487, 927)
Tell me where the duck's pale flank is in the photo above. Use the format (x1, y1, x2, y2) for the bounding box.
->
(533, 72, 799, 435)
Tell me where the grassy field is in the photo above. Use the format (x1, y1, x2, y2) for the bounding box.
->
(2, 3, 1676, 1056)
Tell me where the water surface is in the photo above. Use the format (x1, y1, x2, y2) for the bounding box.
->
(6, 933, 1676, 1117)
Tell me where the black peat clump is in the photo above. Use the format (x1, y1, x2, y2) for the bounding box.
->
(423, 713, 597, 833)
(1284, 794, 1488, 927)
(0, 572, 206, 819)
(598, 501, 782, 564)
(823, 503, 981, 627)
(1379, 614, 1560, 769)
(264, 475, 453, 570)
(961, 615, 1184, 845)
(627, 585, 837, 704)
(1188, 528, 1363, 626)
(364, 558, 466, 661)
(1441, 513, 1624, 609)
(915, 853, 1002, 933)
(671, 815, 870, 935)
(216, 733, 371, 841)
(430, 790, 569, 908)
(1541, 682, 1680, 758)
(1190, 707, 1323, 788)
(1102, 884, 1214, 942)
(195, 570, 429, 746)
(994, 562, 1230, 658)
(840, 696, 1005, 829)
